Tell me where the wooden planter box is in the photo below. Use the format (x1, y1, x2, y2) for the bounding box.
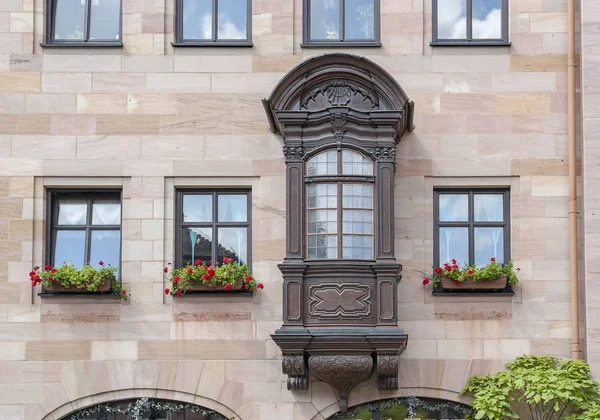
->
(441, 274, 507, 291)
(43, 278, 112, 293)
(185, 279, 245, 292)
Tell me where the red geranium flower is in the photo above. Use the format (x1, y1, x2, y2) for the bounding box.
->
(51, 268, 57, 274)
(122, 290, 127, 295)
(99, 261, 104, 266)
(434, 267, 443, 274)
(29, 271, 35, 277)
(451, 259, 457, 264)
(467, 269, 474, 275)
(454, 280, 461, 286)
(490, 257, 496, 262)
(176, 289, 182, 296)
(194, 259, 201, 266)
(208, 268, 215, 277)
(517, 268, 521, 271)
(223, 256, 233, 264)
(164, 267, 169, 273)
(173, 275, 180, 283)
(33, 266, 39, 270)
(202, 273, 209, 280)
(168, 262, 172, 265)
(224, 283, 233, 291)
(164, 288, 170, 295)
(44, 265, 51, 270)
(187, 267, 193, 274)
(257, 283, 264, 289)
(244, 284, 249, 290)
(452, 264, 459, 269)
(245, 275, 252, 282)
(48, 276, 53, 281)
(422, 279, 430, 285)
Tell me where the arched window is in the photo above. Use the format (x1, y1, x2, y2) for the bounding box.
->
(306, 149, 374, 260)
(63, 398, 227, 420)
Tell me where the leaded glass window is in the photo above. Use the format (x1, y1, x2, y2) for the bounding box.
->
(305, 150, 374, 260)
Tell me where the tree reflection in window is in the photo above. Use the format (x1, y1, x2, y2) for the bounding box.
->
(65, 397, 227, 420)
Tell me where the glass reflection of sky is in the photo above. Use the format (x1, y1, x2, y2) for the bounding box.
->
(183, 0, 246, 40)
(438, 0, 501, 40)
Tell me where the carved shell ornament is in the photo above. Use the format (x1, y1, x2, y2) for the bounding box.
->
(300, 81, 380, 109)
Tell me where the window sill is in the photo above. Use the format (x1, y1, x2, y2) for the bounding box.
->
(176, 290, 253, 295)
(431, 289, 514, 296)
(301, 42, 382, 48)
(38, 292, 123, 304)
(40, 42, 123, 48)
(430, 41, 511, 47)
(171, 41, 253, 47)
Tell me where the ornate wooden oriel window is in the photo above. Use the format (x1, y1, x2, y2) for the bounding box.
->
(263, 53, 415, 413)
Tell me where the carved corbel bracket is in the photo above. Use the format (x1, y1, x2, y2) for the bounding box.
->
(282, 351, 308, 391)
(376, 351, 399, 390)
(308, 354, 374, 413)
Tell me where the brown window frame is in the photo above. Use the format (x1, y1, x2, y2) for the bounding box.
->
(302, 0, 381, 47)
(175, 189, 252, 269)
(173, 0, 253, 47)
(42, 0, 123, 48)
(304, 148, 376, 261)
(46, 190, 122, 271)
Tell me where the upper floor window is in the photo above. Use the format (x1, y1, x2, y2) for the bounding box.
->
(176, 190, 251, 267)
(434, 189, 510, 267)
(47, 191, 121, 269)
(432, 0, 509, 46)
(303, 0, 381, 47)
(174, 0, 252, 46)
(305, 150, 374, 260)
(45, 0, 122, 46)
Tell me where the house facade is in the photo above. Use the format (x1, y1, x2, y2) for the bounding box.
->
(0, 0, 599, 418)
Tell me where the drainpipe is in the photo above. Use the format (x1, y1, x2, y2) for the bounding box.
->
(567, 0, 581, 360)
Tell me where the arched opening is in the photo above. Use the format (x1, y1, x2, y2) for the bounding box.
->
(326, 397, 472, 420)
(60, 397, 228, 420)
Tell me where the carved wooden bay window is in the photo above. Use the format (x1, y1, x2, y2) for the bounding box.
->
(264, 53, 415, 413)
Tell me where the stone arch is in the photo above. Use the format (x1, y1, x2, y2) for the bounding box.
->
(42, 388, 241, 420)
(314, 387, 472, 420)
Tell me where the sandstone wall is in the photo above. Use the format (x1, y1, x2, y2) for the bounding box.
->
(0, 0, 578, 418)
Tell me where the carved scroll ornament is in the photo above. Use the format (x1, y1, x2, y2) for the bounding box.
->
(282, 352, 308, 391)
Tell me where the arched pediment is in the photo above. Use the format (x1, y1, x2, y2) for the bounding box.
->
(263, 53, 415, 141)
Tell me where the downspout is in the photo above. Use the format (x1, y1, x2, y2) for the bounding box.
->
(567, 0, 581, 360)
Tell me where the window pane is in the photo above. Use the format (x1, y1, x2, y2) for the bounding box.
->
(342, 235, 373, 259)
(472, 0, 502, 39)
(438, 194, 468, 222)
(183, 0, 212, 40)
(218, 0, 247, 39)
(218, 194, 247, 222)
(218, 227, 248, 265)
(90, 230, 120, 268)
(344, 0, 375, 40)
(474, 194, 504, 222)
(342, 150, 373, 175)
(475, 228, 504, 266)
(307, 235, 337, 259)
(437, 0, 466, 39)
(307, 184, 337, 209)
(58, 200, 87, 225)
(310, 0, 340, 40)
(92, 200, 121, 225)
(307, 150, 337, 176)
(183, 194, 212, 222)
(89, 0, 121, 40)
(342, 184, 373, 209)
(343, 210, 372, 234)
(53, 0, 86, 40)
(308, 210, 337, 234)
(182, 227, 212, 266)
(54, 230, 86, 267)
(439, 227, 468, 266)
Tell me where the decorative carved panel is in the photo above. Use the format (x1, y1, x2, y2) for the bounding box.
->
(309, 355, 374, 413)
(301, 81, 380, 111)
(307, 283, 372, 320)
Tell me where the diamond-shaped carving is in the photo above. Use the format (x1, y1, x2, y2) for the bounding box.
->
(307, 283, 371, 319)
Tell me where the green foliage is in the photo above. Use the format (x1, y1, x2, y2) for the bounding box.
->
(164, 257, 262, 295)
(462, 355, 600, 420)
(429, 258, 520, 288)
(29, 262, 127, 299)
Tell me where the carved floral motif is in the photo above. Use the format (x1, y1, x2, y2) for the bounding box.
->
(330, 113, 347, 140)
(282, 146, 305, 162)
(309, 355, 374, 413)
(300, 81, 380, 109)
(373, 146, 396, 162)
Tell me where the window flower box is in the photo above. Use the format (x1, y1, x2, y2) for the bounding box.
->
(441, 274, 507, 291)
(30, 262, 128, 299)
(164, 256, 264, 296)
(423, 258, 519, 293)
